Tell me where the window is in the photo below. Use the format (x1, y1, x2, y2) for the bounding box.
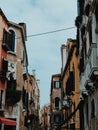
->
(54, 81, 60, 88)
(22, 86, 26, 106)
(0, 58, 8, 83)
(2, 29, 10, 51)
(54, 126, 60, 130)
(29, 80, 32, 85)
(71, 70, 75, 92)
(66, 71, 75, 95)
(86, 103, 88, 124)
(78, 0, 84, 16)
(4, 124, 16, 130)
(2, 29, 16, 52)
(89, 24, 92, 46)
(81, 25, 85, 42)
(7, 62, 16, 90)
(91, 99, 95, 118)
(70, 123, 75, 130)
(2, 58, 8, 73)
(79, 49, 85, 74)
(9, 29, 15, 52)
(54, 114, 61, 123)
(95, 4, 98, 35)
(0, 90, 3, 109)
(55, 97, 60, 109)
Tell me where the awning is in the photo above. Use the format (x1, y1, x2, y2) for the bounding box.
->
(0, 117, 17, 126)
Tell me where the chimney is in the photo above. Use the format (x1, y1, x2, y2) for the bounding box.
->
(19, 22, 27, 41)
(61, 44, 68, 72)
(32, 69, 36, 77)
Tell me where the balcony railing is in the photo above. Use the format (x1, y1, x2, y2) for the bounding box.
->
(85, 80, 95, 94)
(89, 67, 98, 81)
(62, 95, 72, 109)
(87, 43, 98, 83)
(80, 43, 98, 91)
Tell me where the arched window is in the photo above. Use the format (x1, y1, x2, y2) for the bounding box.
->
(9, 29, 15, 52)
(55, 97, 60, 109)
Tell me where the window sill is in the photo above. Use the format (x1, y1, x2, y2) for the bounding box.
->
(7, 51, 16, 56)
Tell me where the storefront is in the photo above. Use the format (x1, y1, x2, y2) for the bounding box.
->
(0, 117, 17, 130)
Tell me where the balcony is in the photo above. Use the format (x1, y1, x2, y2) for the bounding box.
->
(62, 96, 72, 109)
(80, 41, 98, 87)
(85, 80, 95, 94)
(89, 67, 98, 81)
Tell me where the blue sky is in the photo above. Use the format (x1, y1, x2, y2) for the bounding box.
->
(0, 0, 77, 107)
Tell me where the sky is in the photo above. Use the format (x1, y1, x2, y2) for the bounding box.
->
(0, 0, 77, 108)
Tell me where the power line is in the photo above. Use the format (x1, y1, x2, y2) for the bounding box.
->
(0, 26, 76, 41)
(27, 26, 76, 38)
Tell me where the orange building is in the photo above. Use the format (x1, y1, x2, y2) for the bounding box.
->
(50, 74, 62, 130)
(4, 21, 28, 130)
(0, 8, 9, 98)
(0, 9, 18, 129)
(61, 39, 80, 130)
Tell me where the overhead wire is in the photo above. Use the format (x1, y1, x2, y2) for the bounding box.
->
(26, 26, 76, 38)
(0, 26, 76, 41)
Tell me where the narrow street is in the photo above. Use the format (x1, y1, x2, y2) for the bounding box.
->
(0, 0, 98, 130)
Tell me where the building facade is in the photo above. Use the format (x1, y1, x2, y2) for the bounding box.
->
(76, 0, 98, 130)
(0, 8, 41, 130)
(0, 9, 22, 130)
(61, 39, 80, 130)
(50, 74, 62, 130)
(25, 71, 40, 130)
(0, 8, 39, 130)
(4, 21, 28, 130)
(0, 8, 9, 115)
(40, 104, 51, 130)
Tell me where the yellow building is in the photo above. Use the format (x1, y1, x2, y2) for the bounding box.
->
(61, 39, 80, 130)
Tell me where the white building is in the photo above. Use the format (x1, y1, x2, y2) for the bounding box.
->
(76, 0, 98, 130)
